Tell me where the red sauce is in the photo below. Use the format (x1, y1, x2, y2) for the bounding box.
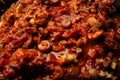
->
(0, 0, 120, 80)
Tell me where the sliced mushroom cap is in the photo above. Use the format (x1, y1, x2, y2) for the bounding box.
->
(38, 40, 51, 52)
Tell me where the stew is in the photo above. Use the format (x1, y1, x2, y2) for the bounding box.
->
(0, 0, 120, 80)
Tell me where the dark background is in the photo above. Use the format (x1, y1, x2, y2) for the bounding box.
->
(0, 0, 120, 16)
(0, 0, 17, 16)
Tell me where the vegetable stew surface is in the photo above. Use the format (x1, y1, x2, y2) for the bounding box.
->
(0, 0, 120, 80)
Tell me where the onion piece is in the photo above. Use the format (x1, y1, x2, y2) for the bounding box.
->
(111, 62, 117, 70)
